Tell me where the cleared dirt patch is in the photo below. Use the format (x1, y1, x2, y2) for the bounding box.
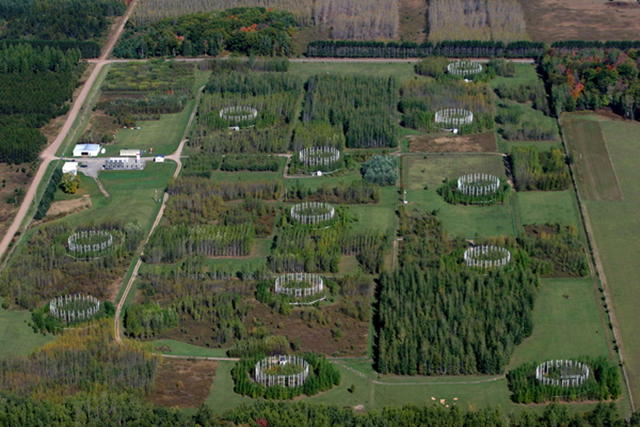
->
(0, 163, 37, 240)
(47, 195, 92, 217)
(520, 0, 640, 43)
(524, 224, 559, 236)
(562, 118, 623, 201)
(149, 359, 218, 408)
(408, 131, 497, 153)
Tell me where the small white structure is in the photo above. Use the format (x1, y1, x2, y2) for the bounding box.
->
(535, 360, 591, 388)
(255, 355, 310, 388)
(73, 144, 101, 157)
(464, 245, 511, 269)
(120, 149, 141, 157)
(154, 155, 165, 163)
(62, 161, 78, 176)
(103, 157, 145, 170)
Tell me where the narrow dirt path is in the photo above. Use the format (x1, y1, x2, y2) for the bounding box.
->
(93, 177, 110, 198)
(115, 85, 205, 343)
(0, 0, 138, 263)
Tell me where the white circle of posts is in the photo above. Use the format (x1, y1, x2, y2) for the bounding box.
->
(49, 294, 101, 324)
(464, 245, 511, 269)
(219, 106, 258, 123)
(435, 108, 474, 126)
(254, 355, 310, 388)
(299, 146, 341, 168)
(68, 230, 114, 256)
(290, 202, 335, 225)
(535, 360, 591, 388)
(457, 173, 501, 197)
(275, 273, 324, 299)
(447, 61, 483, 76)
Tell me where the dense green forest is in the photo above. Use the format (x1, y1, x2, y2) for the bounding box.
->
(510, 147, 570, 191)
(375, 265, 538, 375)
(0, 0, 125, 42)
(0, 43, 82, 163)
(0, 396, 636, 427)
(114, 7, 295, 58)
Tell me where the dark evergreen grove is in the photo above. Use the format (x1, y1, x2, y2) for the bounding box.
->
(374, 265, 538, 375)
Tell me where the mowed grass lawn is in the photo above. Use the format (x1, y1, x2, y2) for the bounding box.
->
(0, 307, 54, 359)
(288, 61, 425, 84)
(403, 155, 515, 238)
(104, 101, 195, 157)
(516, 190, 582, 228)
(572, 116, 640, 410)
(63, 162, 177, 228)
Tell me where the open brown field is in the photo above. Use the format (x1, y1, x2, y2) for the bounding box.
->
(562, 116, 623, 201)
(408, 131, 497, 153)
(149, 359, 218, 408)
(520, 0, 640, 43)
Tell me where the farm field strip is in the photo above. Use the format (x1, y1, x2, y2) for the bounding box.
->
(562, 117, 623, 201)
(566, 115, 640, 411)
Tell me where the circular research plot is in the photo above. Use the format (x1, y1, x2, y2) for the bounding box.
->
(49, 294, 101, 324)
(447, 60, 483, 76)
(536, 360, 591, 388)
(275, 273, 324, 300)
(255, 355, 310, 388)
(299, 146, 341, 169)
(435, 108, 474, 126)
(290, 202, 335, 225)
(457, 173, 501, 198)
(68, 230, 114, 258)
(219, 106, 258, 123)
(464, 245, 511, 269)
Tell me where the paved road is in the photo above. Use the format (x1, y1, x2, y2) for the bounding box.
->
(0, 0, 139, 262)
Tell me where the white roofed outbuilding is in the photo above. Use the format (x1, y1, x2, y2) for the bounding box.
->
(62, 161, 78, 175)
(72, 144, 101, 157)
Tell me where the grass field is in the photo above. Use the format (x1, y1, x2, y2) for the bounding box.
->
(516, 190, 582, 228)
(402, 155, 515, 237)
(567, 114, 640, 411)
(562, 116, 623, 201)
(0, 306, 54, 359)
(288, 61, 424, 84)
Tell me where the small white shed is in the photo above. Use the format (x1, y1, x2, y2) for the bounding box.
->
(62, 162, 78, 175)
(154, 155, 165, 163)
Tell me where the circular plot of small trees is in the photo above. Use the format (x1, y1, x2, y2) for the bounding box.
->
(299, 146, 341, 169)
(49, 294, 101, 324)
(535, 360, 591, 388)
(68, 230, 114, 259)
(435, 108, 474, 126)
(290, 202, 335, 225)
(458, 173, 501, 198)
(219, 106, 258, 123)
(464, 245, 511, 269)
(255, 355, 310, 388)
(275, 273, 324, 303)
(447, 60, 483, 76)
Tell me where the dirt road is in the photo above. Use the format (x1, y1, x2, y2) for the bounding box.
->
(0, 1, 138, 263)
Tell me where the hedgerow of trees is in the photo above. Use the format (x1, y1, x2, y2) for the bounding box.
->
(114, 7, 295, 58)
(286, 179, 380, 204)
(507, 357, 621, 403)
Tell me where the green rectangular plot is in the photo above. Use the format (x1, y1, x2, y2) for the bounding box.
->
(516, 190, 582, 227)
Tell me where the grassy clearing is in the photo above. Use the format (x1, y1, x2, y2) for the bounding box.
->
(489, 64, 540, 90)
(0, 307, 54, 359)
(516, 190, 582, 228)
(63, 162, 176, 227)
(571, 115, 640, 410)
(288, 61, 423, 84)
(153, 339, 229, 358)
(104, 102, 195, 157)
(402, 155, 515, 237)
(509, 278, 610, 368)
(562, 116, 622, 201)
